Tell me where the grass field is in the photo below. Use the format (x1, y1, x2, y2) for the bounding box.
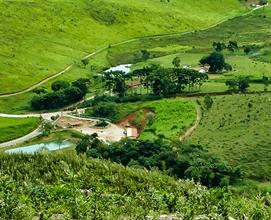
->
(187, 93, 271, 182)
(0, 117, 40, 143)
(0, 0, 245, 94)
(140, 99, 196, 140)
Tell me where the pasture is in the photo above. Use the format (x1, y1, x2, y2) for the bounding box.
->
(0, 117, 40, 143)
(188, 94, 271, 181)
(0, 0, 245, 94)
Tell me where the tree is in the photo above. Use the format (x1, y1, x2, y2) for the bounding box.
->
(91, 102, 118, 120)
(64, 86, 84, 102)
(172, 56, 181, 68)
(81, 58, 89, 66)
(51, 80, 70, 91)
(262, 75, 270, 91)
(76, 135, 102, 154)
(212, 42, 226, 52)
(259, 0, 268, 5)
(227, 41, 238, 52)
(141, 49, 150, 60)
(72, 78, 90, 94)
(113, 78, 127, 97)
(225, 79, 238, 91)
(238, 78, 250, 93)
(204, 96, 213, 110)
(244, 46, 252, 55)
(41, 122, 54, 136)
(199, 52, 227, 73)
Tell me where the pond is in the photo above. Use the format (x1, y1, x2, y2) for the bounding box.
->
(105, 64, 132, 74)
(5, 140, 72, 154)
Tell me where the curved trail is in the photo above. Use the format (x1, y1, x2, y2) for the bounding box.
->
(0, 5, 266, 98)
(180, 102, 202, 141)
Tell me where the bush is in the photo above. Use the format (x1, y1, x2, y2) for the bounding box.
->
(91, 102, 118, 120)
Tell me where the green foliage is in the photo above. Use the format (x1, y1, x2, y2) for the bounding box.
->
(200, 52, 230, 73)
(225, 78, 250, 93)
(0, 153, 270, 219)
(204, 95, 214, 110)
(51, 80, 70, 91)
(41, 122, 54, 137)
(81, 138, 241, 187)
(31, 78, 89, 110)
(172, 56, 181, 68)
(89, 102, 119, 121)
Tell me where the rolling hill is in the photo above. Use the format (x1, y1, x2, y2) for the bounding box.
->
(0, 0, 246, 94)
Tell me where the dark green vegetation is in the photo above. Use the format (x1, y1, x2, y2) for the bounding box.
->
(103, 65, 208, 98)
(1, 153, 270, 219)
(188, 94, 271, 182)
(0, 117, 40, 143)
(77, 136, 241, 187)
(31, 78, 89, 110)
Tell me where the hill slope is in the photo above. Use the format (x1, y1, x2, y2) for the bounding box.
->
(0, 153, 270, 219)
(0, 0, 245, 94)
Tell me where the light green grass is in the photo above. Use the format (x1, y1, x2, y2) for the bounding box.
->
(140, 99, 196, 140)
(0, 117, 40, 143)
(188, 94, 271, 181)
(0, 0, 245, 94)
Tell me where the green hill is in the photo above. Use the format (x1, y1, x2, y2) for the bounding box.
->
(0, 153, 270, 219)
(0, 0, 245, 94)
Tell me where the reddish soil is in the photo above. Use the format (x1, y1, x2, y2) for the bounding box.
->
(117, 108, 152, 137)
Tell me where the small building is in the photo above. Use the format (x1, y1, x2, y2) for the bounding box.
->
(126, 127, 139, 139)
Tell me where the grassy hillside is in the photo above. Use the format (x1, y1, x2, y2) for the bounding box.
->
(0, 117, 40, 143)
(0, 153, 270, 219)
(188, 94, 271, 182)
(0, 0, 245, 94)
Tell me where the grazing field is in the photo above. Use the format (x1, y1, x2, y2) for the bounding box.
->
(0, 0, 245, 94)
(188, 94, 271, 181)
(108, 5, 271, 67)
(0, 117, 40, 143)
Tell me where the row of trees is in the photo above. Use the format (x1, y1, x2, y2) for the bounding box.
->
(76, 136, 242, 187)
(103, 65, 208, 97)
(212, 41, 238, 52)
(31, 78, 90, 110)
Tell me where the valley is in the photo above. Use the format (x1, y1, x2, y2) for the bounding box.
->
(0, 0, 271, 219)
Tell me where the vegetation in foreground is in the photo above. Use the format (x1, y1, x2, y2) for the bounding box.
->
(77, 136, 242, 188)
(0, 117, 40, 143)
(0, 153, 270, 219)
(188, 94, 271, 182)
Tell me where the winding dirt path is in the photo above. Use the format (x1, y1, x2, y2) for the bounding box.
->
(0, 5, 266, 98)
(180, 102, 202, 141)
